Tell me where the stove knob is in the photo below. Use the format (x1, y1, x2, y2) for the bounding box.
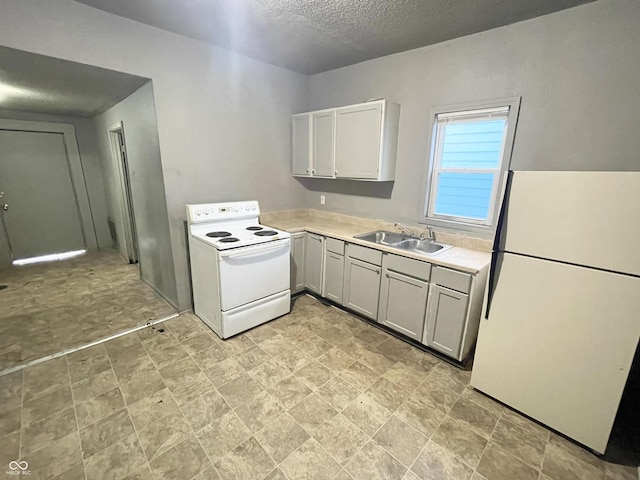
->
(251, 205, 256, 210)
(203, 207, 209, 214)
(195, 208, 202, 215)
(245, 205, 250, 211)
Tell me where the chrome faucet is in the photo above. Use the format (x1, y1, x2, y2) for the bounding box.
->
(394, 222, 415, 237)
(420, 226, 435, 242)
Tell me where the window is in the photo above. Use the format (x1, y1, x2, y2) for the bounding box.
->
(423, 98, 520, 232)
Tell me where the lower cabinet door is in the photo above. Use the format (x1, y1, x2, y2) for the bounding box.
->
(343, 257, 382, 320)
(424, 284, 469, 359)
(378, 270, 428, 341)
(290, 233, 306, 293)
(323, 251, 344, 304)
(305, 233, 324, 294)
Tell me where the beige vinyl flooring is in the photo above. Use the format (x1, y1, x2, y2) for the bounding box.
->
(0, 249, 176, 372)
(0, 294, 636, 480)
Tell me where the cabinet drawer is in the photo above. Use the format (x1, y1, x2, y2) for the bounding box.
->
(325, 237, 345, 255)
(431, 266, 471, 294)
(347, 244, 382, 266)
(383, 254, 431, 281)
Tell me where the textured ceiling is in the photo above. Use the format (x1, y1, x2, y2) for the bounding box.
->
(0, 47, 149, 117)
(73, 0, 597, 74)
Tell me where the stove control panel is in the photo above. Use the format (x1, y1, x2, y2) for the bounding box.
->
(186, 201, 260, 224)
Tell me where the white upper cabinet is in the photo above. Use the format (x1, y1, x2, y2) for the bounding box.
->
(292, 99, 400, 181)
(292, 113, 311, 176)
(335, 101, 399, 180)
(312, 110, 335, 177)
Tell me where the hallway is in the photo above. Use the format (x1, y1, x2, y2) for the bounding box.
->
(0, 249, 176, 372)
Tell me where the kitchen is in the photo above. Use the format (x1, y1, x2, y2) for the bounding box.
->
(0, 0, 639, 479)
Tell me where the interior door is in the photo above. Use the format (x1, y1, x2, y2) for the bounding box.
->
(109, 126, 138, 263)
(0, 130, 85, 260)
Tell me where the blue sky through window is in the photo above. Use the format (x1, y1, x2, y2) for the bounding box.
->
(433, 118, 506, 221)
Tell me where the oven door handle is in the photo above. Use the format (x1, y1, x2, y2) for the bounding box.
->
(219, 240, 289, 259)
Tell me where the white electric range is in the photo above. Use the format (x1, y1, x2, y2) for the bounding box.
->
(186, 200, 291, 338)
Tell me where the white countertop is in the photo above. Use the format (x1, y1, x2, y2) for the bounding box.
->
(261, 210, 491, 274)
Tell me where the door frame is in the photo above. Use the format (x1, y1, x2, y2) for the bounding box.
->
(108, 122, 138, 263)
(0, 119, 98, 252)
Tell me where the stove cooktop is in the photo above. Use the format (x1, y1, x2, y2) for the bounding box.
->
(190, 222, 290, 250)
(187, 201, 290, 250)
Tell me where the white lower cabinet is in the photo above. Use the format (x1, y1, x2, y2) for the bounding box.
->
(305, 233, 324, 294)
(424, 285, 468, 358)
(423, 266, 471, 360)
(378, 254, 431, 341)
(292, 232, 486, 362)
(290, 232, 306, 294)
(323, 238, 345, 304)
(343, 245, 383, 320)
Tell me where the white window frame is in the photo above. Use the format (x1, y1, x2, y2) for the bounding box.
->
(420, 97, 521, 236)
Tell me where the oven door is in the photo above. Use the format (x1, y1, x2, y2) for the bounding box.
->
(217, 239, 291, 311)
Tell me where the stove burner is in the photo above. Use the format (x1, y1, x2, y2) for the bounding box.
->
(246, 226, 263, 231)
(206, 231, 232, 238)
(218, 237, 240, 243)
(255, 230, 278, 237)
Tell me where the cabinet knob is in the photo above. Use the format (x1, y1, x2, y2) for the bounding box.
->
(306, 168, 310, 173)
(385, 273, 389, 278)
(334, 170, 338, 176)
(376, 269, 380, 275)
(311, 169, 315, 174)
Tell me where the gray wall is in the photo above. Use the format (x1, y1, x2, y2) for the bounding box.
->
(305, 0, 640, 225)
(0, 0, 309, 310)
(0, 109, 112, 266)
(93, 82, 178, 308)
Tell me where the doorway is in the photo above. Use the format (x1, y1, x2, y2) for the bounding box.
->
(109, 123, 138, 264)
(0, 128, 87, 262)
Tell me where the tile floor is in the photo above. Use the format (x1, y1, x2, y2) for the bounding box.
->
(0, 250, 176, 371)
(0, 295, 636, 480)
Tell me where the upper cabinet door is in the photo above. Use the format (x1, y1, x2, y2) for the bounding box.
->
(335, 102, 382, 179)
(311, 110, 335, 177)
(292, 113, 311, 176)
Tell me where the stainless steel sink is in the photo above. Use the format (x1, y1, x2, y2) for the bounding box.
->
(396, 238, 452, 255)
(354, 230, 453, 256)
(354, 231, 407, 247)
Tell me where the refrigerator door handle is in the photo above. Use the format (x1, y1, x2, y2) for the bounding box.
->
(485, 252, 500, 319)
(493, 169, 513, 253)
(485, 170, 514, 319)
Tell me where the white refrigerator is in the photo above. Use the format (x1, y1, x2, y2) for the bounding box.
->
(470, 171, 640, 454)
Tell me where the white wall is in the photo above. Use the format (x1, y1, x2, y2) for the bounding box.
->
(305, 0, 640, 225)
(94, 82, 178, 307)
(0, 0, 309, 310)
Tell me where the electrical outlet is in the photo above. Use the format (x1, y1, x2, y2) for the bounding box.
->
(320, 195, 326, 205)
